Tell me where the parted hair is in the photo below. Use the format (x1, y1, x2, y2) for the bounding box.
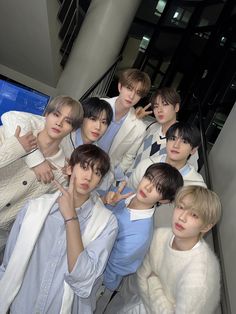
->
(69, 144, 110, 178)
(45, 95, 83, 130)
(175, 185, 222, 227)
(118, 68, 151, 97)
(81, 97, 113, 125)
(150, 87, 181, 110)
(166, 121, 201, 148)
(144, 163, 184, 202)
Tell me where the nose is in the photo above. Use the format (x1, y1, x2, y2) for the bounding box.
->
(85, 168, 93, 181)
(173, 138, 181, 148)
(179, 211, 187, 222)
(95, 119, 101, 130)
(129, 89, 136, 99)
(144, 181, 154, 193)
(56, 117, 63, 127)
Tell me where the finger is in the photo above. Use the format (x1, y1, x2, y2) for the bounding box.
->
(68, 172, 75, 194)
(143, 110, 153, 116)
(14, 125, 21, 138)
(144, 103, 152, 110)
(117, 181, 127, 194)
(53, 179, 66, 193)
(120, 192, 135, 200)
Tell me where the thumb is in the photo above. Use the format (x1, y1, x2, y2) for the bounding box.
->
(14, 125, 21, 138)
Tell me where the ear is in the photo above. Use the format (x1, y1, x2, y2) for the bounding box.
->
(118, 82, 122, 93)
(175, 103, 180, 113)
(159, 199, 170, 205)
(190, 146, 198, 156)
(201, 223, 213, 234)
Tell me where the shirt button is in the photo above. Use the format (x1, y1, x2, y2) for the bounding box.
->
(22, 181, 27, 185)
(6, 203, 11, 207)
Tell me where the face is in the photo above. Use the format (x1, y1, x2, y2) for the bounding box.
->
(117, 82, 143, 109)
(172, 195, 210, 244)
(153, 95, 179, 127)
(136, 176, 168, 208)
(166, 131, 197, 164)
(68, 162, 102, 199)
(45, 105, 73, 140)
(81, 110, 108, 143)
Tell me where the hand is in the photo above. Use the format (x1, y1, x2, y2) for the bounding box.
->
(15, 125, 37, 152)
(105, 181, 134, 206)
(54, 174, 76, 220)
(135, 103, 153, 119)
(32, 160, 54, 184)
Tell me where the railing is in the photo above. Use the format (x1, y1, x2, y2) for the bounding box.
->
(196, 98, 231, 314)
(79, 54, 122, 101)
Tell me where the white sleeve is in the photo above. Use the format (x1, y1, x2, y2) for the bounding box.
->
(1, 111, 46, 168)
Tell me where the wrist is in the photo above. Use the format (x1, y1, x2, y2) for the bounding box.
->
(64, 216, 78, 224)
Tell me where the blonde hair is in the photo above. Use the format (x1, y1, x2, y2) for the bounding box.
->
(175, 186, 222, 227)
(44, 95, 83, 130)
(118, 68, 151, 97)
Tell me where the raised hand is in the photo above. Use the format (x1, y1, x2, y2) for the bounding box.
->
(135, 103, 153, 119)
(32, 160, 55, 184)
(15, 125, 37, 152)
(105, 181, 134, 206)
(53, 174, 76, 220)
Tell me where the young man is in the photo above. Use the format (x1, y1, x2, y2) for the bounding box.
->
(0, 96, 83, 250)
(2, 97, 113, 183)
(106, 185, 221, 314)
(96, 163, 183, 313)
(0, 144, 118, 314)
(128, 121, 206, 191)
(98, 68, 151, 184)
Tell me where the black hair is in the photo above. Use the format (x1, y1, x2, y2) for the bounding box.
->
(166, 122, 200, 148)
(81, 97, 113, 126)
(69, 144, 110, 178)
(144, 163, 184, 202)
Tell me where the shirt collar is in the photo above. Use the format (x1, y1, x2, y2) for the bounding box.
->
(125, 194, 155, 221)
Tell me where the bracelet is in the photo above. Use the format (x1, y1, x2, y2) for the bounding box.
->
(64, 216, 78, 224)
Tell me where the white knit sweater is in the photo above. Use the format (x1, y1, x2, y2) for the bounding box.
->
(137, 228, 221, 314)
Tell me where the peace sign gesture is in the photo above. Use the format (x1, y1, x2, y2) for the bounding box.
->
(104, 181, 134, 206)
(135, 103, 153, 119)
(53, 174, 76, 220)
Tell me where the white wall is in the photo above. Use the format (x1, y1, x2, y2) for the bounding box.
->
(208, 101, 236, 313)
(0, 0, 61, 91)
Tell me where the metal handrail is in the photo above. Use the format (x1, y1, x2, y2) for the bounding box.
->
(79, 54, 122, 101)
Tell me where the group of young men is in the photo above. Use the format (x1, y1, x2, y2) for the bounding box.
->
(0, 68, 222, 314)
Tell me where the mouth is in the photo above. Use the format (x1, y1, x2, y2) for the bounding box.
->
(175, 223, 184, 231)
(157, 115, 164, 120)
(139, 190, 147, 198)
(170, 150, 179, 154)
(91, 132, 100, 138)
(80, 183, 89, 190)
(51, 128, 61, 134)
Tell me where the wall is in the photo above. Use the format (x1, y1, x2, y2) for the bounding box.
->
(208, 101, 236, 313)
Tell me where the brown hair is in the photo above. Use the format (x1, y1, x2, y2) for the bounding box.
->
(44, 95, 83, 130)
(150, 87, 180, 110)
(118, 68, 151, 97)
(69, 144, 110, 178)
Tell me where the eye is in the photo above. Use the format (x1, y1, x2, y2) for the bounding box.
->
(81, 163, 88, 170)
(94, 169, 102, 177)
(53, 111, 60, 117)
(136, 90, 142, 97)
(182, 139, 189, 144)
(102, 120, 108, 125)
(65, 118, 72, 125)
(169, 136, 176, 141)
(127, 85, 133, 91)
(89, 116, 97, 121)
(190, 211, 199, 219)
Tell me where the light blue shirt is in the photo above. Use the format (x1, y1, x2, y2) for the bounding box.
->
(0, 193, 118, 314)
(98, 97, 127, 153)
(75, 128, 84, 147)
(103, 187, 154, 291)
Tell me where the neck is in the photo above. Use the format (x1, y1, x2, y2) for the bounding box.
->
(172, 235, 200, 251)
(37, 130, 60, 157)
(161, 119, 177, 135)
(166, 156, 186, 170)
(115, 97, 129, 121)
(128, 195, 154, 210)
(74, 192, 90, 208)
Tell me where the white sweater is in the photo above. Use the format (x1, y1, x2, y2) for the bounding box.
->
(106, 228, 220, 314)
(137, 228, 220, 314)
